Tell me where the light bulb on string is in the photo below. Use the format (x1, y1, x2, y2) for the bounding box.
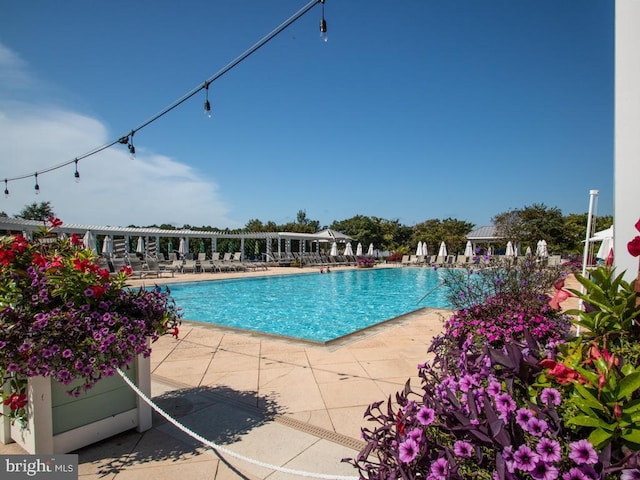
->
(74, 159, 80, 183)
(319, 0, 328, 42)
(4, 179, 8, 198)
(34, 173, 40, 195)
(204, 82, 212, 118)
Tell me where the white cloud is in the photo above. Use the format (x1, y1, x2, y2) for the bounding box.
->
(0, 43, 239, 229)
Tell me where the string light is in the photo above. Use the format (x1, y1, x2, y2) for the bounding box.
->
(320, 0, 328, 42)
(204, 82, 212, 118)
(1, 0, 326, 194)
(74, 159, 80, 183)
(4, 179, 8, 198)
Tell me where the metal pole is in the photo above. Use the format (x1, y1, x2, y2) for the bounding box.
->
(577, 189, 599, 334)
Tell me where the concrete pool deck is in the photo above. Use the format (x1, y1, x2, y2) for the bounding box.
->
(1, 265, 581, 479)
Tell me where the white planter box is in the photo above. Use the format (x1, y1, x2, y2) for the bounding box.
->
(1, 355, 151, 454)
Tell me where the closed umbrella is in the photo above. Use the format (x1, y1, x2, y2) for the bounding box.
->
(101, 236, 113, 257)
(343, 242, 354, 256)
(525, 246, 532, 256)
(136, 236, 145, 254)
(505, 241, 515, 257)
(356, 242, 363, 256)
(367, 243, 374, 256)
(83, 231, 97, 254)
(416, 243, 423, 256)
(464, 241, 473, 258)
(421, 242, 428, 257)
(438, 241, 447, 258)
(178, 238, 187, 259)
(596, 236, 613, 261)
(330, 242, 338, 256)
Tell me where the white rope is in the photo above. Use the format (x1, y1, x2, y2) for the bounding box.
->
(116, 369, 359, 480)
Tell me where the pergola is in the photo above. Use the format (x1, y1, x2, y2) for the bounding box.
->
(0, 218, 353, 261)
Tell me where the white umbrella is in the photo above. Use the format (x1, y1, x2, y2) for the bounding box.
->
(464, 241, 473, 257)
(83, 230, 97, 254)
(525, 246, 533, 256)
(367, 243, 374, 256)
(178, 238, 187, 258)
(505, 241, 515, 257)
(421, 242, 428, 257)
(343, 242, 354, 256)
(356, 243, 363, 256)
(596, 236, 613, 261)
(101, 235, 113, 257)
(136, 236, 145, 254)
(330, 242, 338, 256)
(438, 241, 447, 258)
(536, 239, 548, 257)
(416, 242, 423, 256)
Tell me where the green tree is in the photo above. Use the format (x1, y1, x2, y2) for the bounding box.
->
(16, 202, 55, 221)
(412, 218, 474, 256)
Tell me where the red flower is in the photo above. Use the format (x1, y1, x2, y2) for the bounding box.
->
(48, 217, 63, 228)
(539, 359, 586, 385)
(91, 285, 106, 298)
(3, 392, 27, 411)
(32, 252, 48, 268)
(70, 233, 82, 246)
(171, 326, 180, 338)
(98, 269, 111, 281)
(636, 218, 640, 233)
(120, 265, 133, 276)
(11, 235, 29, 254)
(0, 248, 15, 266)
(628, 236, 640, 257)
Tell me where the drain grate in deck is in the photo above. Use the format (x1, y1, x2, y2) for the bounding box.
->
(274, 415, 366, 452)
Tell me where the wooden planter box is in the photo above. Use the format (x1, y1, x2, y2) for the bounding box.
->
(1, 355, 151, 454)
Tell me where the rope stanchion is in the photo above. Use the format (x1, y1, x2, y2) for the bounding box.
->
(116, 369, 359, 480)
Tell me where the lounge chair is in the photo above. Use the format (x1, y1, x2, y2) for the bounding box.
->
(182, 259, 198, 273)
(166, 260, 184, 274)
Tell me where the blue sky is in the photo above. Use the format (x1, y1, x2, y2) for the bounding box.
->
(0, 0, 614, 229)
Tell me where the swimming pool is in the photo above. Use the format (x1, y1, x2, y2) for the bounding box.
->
(163, 267, 452, 343)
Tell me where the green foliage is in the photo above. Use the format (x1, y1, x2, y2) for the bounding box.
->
(16, 201, 55, 221)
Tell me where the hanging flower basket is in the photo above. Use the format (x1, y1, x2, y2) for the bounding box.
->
(0, 218, 181, 453)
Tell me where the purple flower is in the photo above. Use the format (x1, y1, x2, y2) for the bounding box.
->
(494, 393, 517, 420)
(568, 440, 598, 465)
(398, 438, 419, 463)
(453, 440, 473, 458)
(429, 458, 448, 480)
(562, 467, 589, 480)
(407, 428, 422, 444)
(536, 438, 561, 463)
(487, 380, 502, 396)
(84, 288, 94, 297)
(540, 387, 562, 406)
(530, 461, 559, 480)
(459, 374, 478, 392)
(513, 445, 539, 472)
(417, 406, 435, 426)
(527, 417, 549, 437)
(515, 408, 534, 429)
(62, 349, 73, 359)
(621, 469, 640, 480)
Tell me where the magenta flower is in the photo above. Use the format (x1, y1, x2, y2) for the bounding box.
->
(417, 406, 435, 426)
(494, 392, 516, 420)
(536, 438, 561, 463)
(398, 438, 419, 463)
(515, 408, 534, 429)
(540, 387, 562, 406)
(562, 467, 589, 480)
(487, 380, 502, 396)
(513, 445, 539, 472)
(429, 458, 448, 480)
(526, 417, 549, 437)
(530, 461, 559, 480)
(621, 469, 640, 480)
(568, 440, 598, 465)
(453, 440, 473, 458)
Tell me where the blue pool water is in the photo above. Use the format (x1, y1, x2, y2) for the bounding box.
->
(163, 268, 452, 343)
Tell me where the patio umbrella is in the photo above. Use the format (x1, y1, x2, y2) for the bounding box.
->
(525, 246, 533, 256)
(464, 241, 473, 257)
(416, 243, 423, 256)
(438, 241, 447, 258)
(356, 243, 363, 256)
(596, 236, 613, 261)
(83, 230, 97, 254)
(344, 242, 354, 256)
(421, 242, 428, 257)
(536, 239, 548, 257)
(178, 238, 187, 259)
(101, 236, 113, 257)
(136, 236, 145, 254)
(505, 241, 515, 257)
(330, 242, 338, 256)
(367, 243, 374, 256)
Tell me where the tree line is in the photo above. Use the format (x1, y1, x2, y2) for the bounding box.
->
(2, 202, 613, 258)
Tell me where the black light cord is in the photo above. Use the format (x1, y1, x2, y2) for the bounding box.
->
(3, 0, 324, 186)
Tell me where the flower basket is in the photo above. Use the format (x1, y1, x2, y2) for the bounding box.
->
(1, 354, 151, 454)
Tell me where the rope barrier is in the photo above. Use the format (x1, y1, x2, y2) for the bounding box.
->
(116, 368, 359, 480)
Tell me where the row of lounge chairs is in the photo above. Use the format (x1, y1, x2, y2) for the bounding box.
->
(399, 254, 563, 268)
(266, 252, 361, 267)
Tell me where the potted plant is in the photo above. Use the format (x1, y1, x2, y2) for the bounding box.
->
(356, 256, 375, 268)
(0, 218, 181, 454)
